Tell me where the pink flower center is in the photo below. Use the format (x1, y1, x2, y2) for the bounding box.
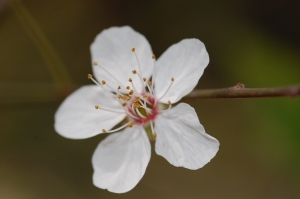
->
(127, 93, 159, 125)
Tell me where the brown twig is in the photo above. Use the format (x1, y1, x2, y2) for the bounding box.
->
(184, 83, 300, 99)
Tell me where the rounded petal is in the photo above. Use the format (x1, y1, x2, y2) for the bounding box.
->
(92, 127, 151, 193)
(154, 39, 209, 103)
(54, 85, 126, 139)
(154, 103, 219, 170)
(91, 26, 153, 93)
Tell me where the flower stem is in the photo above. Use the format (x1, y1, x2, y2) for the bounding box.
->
(184, 83, 300, 99)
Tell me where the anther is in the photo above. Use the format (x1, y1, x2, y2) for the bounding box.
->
(143, 94, 148, 98)
(117, 94, 122, 99)
(153, 133, 157, 138)
(152, 54, 156, 59)
(128, 123, 134, 128)
(129, 90, 134, 95)
(148, 81, 152, 86)
(129, 78, 132, 82)
(87, 74, 92, 79)
(93, 61, 98, 66)
(102, 80, 106, 85)
(126, 86, 130, 90)
(131, 47, 136, 52)
(118, 86, 121, 90)
(95, 105, 99, 109)
(171, 77, 174, 81)
(122, 102, 127, 107)
(143, 77, 147, 82)
(132, 70, 137, 74)
(102, 129, 107, 133)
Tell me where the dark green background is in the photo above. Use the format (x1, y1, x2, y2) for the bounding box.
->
(1, 0, 299, 198)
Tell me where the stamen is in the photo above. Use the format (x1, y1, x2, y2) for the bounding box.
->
(132, 48, 143, 80)
(88, 74, 102, 87)
(146, 83, 153, 95)
(128, 90, 134, 95)
(129, 78, 138, 93)
(102, 121, 133, 133)
(157, 77, 175, 102)
(93, 61, 124, 88)
(143, 77, 147, 82)
(126, 86, 130, 90)
(150, 121, 157, 138)
(151, 54, 157, 94)
(95, 105, 126, 114)
(101, 80, 120, 94)
(158, 100, 172, 113)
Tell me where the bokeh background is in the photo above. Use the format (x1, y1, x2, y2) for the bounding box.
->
(1, 0, 300, 198)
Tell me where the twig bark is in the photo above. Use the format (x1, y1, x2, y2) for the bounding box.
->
(184, 83, 300, 99)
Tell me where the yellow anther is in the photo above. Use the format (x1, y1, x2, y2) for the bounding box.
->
(143, 94, 148, 98)
(129, 90, 134, 95)
(126, 86, 130, 90)
(131, 47, 136, 52)
(171, 77, 174, 81)
(117, 94, 122, 99)
(135, 96, 140, 101)
(132, 70, 137, 74)
(118, 86, 121, 90)
(128, 123, 134, 128)
(133, 102, 141, 108)
(102, 80, 106, 85)
(102, 129, 107, 133)
(153, 133, 157, 138)
(152, 54, 156, 59)
(95, 105, 99, 109)
(122, 102, 127, 107)
(87, 74, 92, 79)
(143, 77, 147, 82)
(129, 78, 132, 82)
(93, 61, 98, 66)
(148, 81, 152, 86)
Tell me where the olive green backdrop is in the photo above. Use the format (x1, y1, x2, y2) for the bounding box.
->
(1, 0, 299, 198)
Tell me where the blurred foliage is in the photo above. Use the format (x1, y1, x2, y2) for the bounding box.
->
(0, 0, 299, 198)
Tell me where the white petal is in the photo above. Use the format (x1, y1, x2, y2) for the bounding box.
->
(91, 26, 153, 93)
(154, 103, 219, 170)
(154, 39, 209, 103)
(92, 127, 151, 193)
(54, 85, 126, 139)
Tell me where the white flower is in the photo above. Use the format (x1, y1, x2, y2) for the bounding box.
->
(54, 26, 219, 193)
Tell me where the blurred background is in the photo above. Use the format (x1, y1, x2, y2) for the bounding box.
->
(0, 0, 299, 198)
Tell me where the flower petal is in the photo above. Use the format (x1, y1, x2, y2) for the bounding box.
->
(54, 85, 126, 139)
(92, 126, 151, 193)
(154, 39, 209, 103)
(91, 26, 153, 93)
(154, 103, 219, 170)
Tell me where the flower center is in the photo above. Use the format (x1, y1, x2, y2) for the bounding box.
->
(88, 47, 174, 138)
(127, 93, 158, 125)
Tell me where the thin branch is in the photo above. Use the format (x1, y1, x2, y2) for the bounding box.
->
(184, 83, 300, 99)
